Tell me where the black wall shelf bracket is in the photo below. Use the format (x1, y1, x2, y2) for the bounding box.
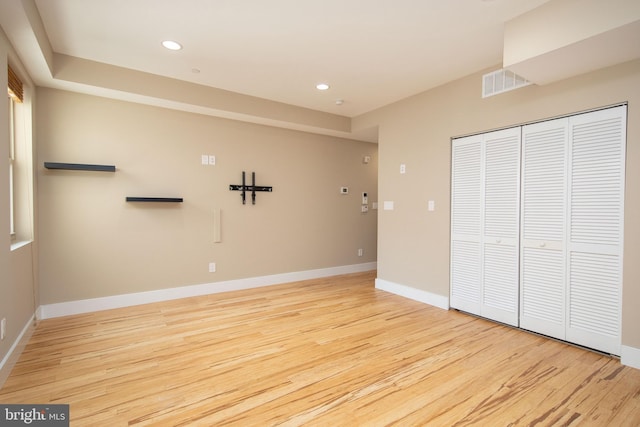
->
(44, 162, 116, 172)
(229, 171, 272, 205)
(126, 197, 183, 203)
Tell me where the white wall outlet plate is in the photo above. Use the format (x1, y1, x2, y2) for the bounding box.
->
(340, 187, 349, 194)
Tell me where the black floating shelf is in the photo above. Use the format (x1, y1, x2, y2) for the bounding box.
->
(126, 197, 183, 203)
(45, 162, 116, 172)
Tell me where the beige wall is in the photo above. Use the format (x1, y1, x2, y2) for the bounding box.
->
(36, 88, 377, 304)
(504, 0, 640, 67)
(354, 59, 640, 349)
(0, 29, 37, 372)
(503, 0, 640, 85)
(54, 54, 352, 134)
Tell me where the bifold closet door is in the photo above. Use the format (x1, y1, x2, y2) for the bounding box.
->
(451, 134, 483, 315)
(565, 106, 626, 355)
(453, 106, 625, 354)
(451, 128, 520, 326)
(520, 118, 568, 340)
(521, 106, 626, 355)
(481, 129, 521, 326)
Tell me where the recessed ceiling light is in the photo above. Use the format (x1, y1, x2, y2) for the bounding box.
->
(316, 83, 330, 91)
(162, 40, 182, 50)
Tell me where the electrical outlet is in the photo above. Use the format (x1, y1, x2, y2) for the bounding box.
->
(358, 249, 363, 257)
(209, 262, 216, 273)
(1, 318, 6, 341)
(202, 154, 216, 166)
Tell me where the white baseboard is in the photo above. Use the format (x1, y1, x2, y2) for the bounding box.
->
(39, 262, 377, 319)
(0, 315, 36, 389)
(375, 278, 449, 310)
(621, 345, 640, 370)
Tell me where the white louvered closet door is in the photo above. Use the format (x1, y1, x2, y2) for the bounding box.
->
(520, 118, 568, 340)
(450, 135, 483, 315)
(481, 128, 521, 326)
(452, 105, 625, 355)
(451, 128, 520, 325)
(566, 106, 626, 355)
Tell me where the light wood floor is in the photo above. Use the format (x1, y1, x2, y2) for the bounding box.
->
(1, 272, 639, 426)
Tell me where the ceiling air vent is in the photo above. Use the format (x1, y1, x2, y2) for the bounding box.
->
(482, 69, 531, 98)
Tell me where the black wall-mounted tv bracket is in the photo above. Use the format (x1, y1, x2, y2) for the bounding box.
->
(229, 171, 273, 205)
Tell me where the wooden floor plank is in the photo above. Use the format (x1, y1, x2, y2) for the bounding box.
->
(1, 271, 639, 426)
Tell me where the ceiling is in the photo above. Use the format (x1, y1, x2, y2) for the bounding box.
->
(3, 0, 555, 140)
(4, 1, 640, 142)
(9, 0, 552, 111)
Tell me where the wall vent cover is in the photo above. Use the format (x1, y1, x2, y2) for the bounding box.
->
(482, 69, 531, 98)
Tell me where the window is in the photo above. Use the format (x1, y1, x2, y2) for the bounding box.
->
(8, 94, 16, 238)
(7, 63, 32, 246)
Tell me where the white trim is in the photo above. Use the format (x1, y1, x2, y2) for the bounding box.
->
(10, 239, 32, 252)
(621, 345, 640, 370)
(39, 262, 377, 319)
(0, 315, 36, 389)
(375, 278, 449, 310)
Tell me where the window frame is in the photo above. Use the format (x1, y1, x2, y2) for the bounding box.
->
(8, 93, 16, 240)
(7, 62, 32, 247)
